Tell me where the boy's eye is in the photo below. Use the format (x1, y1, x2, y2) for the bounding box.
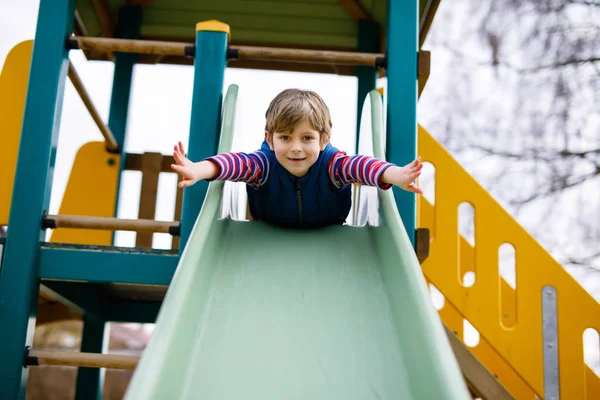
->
(303, 136, 314, 141)
(280, 135, 289, 140)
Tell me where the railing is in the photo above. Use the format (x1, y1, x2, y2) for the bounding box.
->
(417, 125, 600, 399)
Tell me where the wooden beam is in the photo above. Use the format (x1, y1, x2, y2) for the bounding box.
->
(26, 350, 138, 370)
(419, 0, 441, 48)
(416, 228, 430, 264)
(67, 62, 119, 151)
(43, 215, 179, 235)
(137, 153, 163, 247)
(445, 326, 515, 400)
(71, 37, 385, 67)
(418, 50, 431, 98)
(126, 153, 175, 172)
(172, 179, 183, 250)
(73, 10, 89, 37)
(92, 0, 116, 37)
(338, 0, 372, 22)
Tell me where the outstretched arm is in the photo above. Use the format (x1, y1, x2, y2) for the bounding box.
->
(329, 152, 423, 194)
(171, 141, 269, 189)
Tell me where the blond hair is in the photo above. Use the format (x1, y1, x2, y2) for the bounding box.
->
(265, 89, 332, 143)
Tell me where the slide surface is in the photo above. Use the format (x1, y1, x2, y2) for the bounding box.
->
(125, 87, 470, 400)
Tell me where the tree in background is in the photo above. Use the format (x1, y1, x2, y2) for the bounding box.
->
(419, 0, 600, 296)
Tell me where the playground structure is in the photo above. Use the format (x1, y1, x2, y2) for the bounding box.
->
(0, 1, 598, 399)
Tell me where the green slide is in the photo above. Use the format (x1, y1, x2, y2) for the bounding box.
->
(125, 87, 470, 400)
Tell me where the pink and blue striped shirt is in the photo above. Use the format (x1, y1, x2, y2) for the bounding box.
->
(206, 151, 393, 190)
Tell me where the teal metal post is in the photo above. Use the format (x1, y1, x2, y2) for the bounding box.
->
(73, 6, 142, 399)
(386, 0, 419, 246)
(108, 5, 142, 240)
(355, 19, 380, 154)
(179, 23, 229, 251)
(75, 315, 108, 400)
(0, 0, 76, 398)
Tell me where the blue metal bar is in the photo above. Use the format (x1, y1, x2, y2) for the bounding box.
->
(0, 0, 76, 397)
(38, 245, 178, 285)
(386, 0, 419, 246)
(108, 301, 162, 323)
(108, 5, 142, 245)
(75, 315, 108, 400)
(180, 24, 228, 250)
(355, 19, 380, 154)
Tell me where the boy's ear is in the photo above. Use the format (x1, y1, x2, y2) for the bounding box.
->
(265, 131, 275, 150)
(320, 134, 330, 150)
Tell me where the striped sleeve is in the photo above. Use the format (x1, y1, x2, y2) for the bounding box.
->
(204, 151, 269, 188)
(328, 151, 394, 190)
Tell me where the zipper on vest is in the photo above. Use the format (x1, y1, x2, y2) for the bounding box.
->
(296, 180, 303, 223)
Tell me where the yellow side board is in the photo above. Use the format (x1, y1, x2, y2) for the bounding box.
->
(50, 141, 120, 245)
(417, 125, 600, 399)
(0, 41, 33, 226)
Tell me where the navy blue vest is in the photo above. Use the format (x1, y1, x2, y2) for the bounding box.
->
(246, 140, 352, 227)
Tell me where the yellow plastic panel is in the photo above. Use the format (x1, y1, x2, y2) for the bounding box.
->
(50, 141, 120, 245)
(446, 298, 537, 399)
(417, 125, 600, 399)
(0, 41, 33, 225)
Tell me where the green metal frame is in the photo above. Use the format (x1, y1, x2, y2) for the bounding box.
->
(43, 281, 108, 319)
(38, 245, 178, 285)
(75, 315, 108, 400)
(355, 19, 380, 154)
(108, 301, 162, 323)
(0, 1, 76, 397)
(109, 5, 143, 243)
(385, 0, 418, 246)
(42, 281, 162, 323)
(179, 27, 228, 250)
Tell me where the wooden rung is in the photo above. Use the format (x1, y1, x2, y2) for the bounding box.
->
(43, 214, 179, 235)
(232, 45, 386, 67)
(69, 37, 387, 68)
(67, 62, 118, 151)
(70, 37, 191, 57)
(25, 349, 138, 370)
(445, 326, 515, 400)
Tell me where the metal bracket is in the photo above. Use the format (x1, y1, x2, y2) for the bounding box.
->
(542, 285, 560, 400)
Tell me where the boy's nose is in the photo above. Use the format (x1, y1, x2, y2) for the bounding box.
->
(291, 141, 302, 152)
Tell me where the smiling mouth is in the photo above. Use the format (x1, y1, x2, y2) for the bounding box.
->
(287, 157, 306, 162)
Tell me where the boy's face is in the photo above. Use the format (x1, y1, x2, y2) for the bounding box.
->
(266, 118, 329, 178)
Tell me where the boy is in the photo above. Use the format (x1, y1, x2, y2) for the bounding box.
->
(171, 89, 423, 227)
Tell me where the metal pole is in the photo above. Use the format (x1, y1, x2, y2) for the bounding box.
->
(355, 19, 380, 154)
(0, 0, 76, 398)
(107, 5, 142, 247)
(179, 21, 229, 251)
(75, 316, 109, 400)
(386, 0, 419, 246)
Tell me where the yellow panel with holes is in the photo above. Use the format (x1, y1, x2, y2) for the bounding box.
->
(0, 41, 32, 226)
(50, 141, 120, 245)
(417, 125, 600, 399)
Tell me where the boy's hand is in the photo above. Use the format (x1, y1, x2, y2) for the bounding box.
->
(170, 141, 217, 188)
(381, 157, 424, 194)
